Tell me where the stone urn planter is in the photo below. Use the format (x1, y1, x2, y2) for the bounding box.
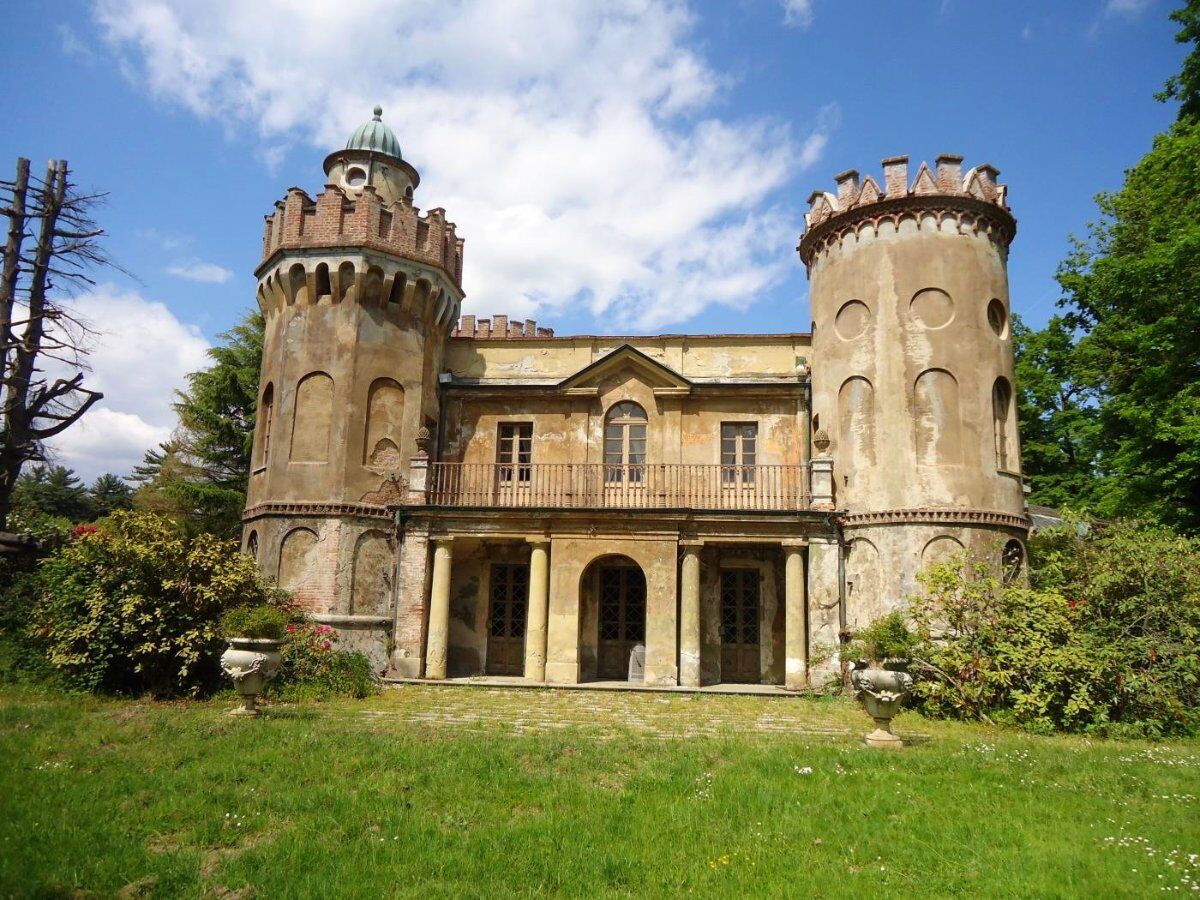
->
(221, 637, 283, 716)
(850, 662, 914, 749)
(219, 605, 289, 716)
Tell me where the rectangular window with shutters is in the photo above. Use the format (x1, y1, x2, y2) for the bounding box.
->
(497, 423, 533, 483)
(720, 422, 757, 484)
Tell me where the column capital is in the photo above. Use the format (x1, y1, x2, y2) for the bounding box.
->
(433, 536, 455, 549)
(679, 539, 704, 550)
(781, 539, 808, 549)
(525, 537, 551, 548)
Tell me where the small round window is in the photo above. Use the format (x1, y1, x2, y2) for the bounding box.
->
(345, 167, 367, 188)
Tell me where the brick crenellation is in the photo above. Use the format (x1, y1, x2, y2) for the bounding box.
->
(262, 183, 465, 289)
(451, 314, 555, 339)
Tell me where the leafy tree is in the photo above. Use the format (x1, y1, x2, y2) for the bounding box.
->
(11, 464, 93, 521)
(1157, 0, 1200, 120)
(133, 312, 262, 536)
(89, 473, 132, 517)
(1011, 315, 1102, 509)
(1057, 116, 1200, 530)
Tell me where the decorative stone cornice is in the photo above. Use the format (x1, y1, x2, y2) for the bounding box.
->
(841, 508, 1030, 531)
(797, 155, 1017, 267)
(242, 501, 392, 522)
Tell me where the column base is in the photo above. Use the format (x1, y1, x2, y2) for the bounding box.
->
(544, 661, 580, 685)
(389, 655, 423, 679)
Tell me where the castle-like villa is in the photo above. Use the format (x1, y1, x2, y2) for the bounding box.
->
(243, 108, 1028, 687)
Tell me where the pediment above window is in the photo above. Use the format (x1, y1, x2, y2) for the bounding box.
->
(557, 345, 692, 397)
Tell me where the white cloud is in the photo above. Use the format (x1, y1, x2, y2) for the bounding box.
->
(166, 260, 234, 283)
(781, 0, 814, 27)
(93, 0, 835, 330)
(1103, 0, 1154, 13)
(44, 285, 211, 480)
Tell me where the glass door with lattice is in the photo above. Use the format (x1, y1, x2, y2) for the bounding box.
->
(719, 568, 761, 683)
(486, 564, 529, 675)
(596, 566, 646, 679)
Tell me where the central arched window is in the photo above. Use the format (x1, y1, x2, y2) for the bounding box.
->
(604, 401, 647, 483)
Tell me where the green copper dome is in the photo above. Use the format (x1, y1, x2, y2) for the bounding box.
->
(345, 106, 402, 158)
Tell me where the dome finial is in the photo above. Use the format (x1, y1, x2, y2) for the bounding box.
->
(372, 105, 383, 120)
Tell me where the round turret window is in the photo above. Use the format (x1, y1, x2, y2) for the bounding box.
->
(345, 167, 367, 188)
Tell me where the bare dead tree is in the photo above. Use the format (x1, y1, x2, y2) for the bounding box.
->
(0, 157, 113, 529)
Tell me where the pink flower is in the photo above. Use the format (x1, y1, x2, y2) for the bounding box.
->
(322, 639, 332, 650)
(287, 623, 296, 633)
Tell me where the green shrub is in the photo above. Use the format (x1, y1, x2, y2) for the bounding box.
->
(31, 510, 285, 696)
(846, 612, 917, 665)
(220, 604, 288, 640)
(906, 519, 1200, 737)
(268, 621, 378, 701)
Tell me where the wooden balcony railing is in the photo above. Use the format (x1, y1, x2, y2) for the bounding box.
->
(426, 463, 810, 510)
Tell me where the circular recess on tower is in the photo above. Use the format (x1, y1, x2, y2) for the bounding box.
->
(834, 299, 871, 341)
(987, 298, 1009, 338)
(345, 166, 367, 188)
(910, 288, 954, 330)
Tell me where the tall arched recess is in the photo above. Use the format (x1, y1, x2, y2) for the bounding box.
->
(290, 372, 334, 462)
(257, 383, 275, 467)
(913, 368, 962, 465)
(837, 376, 876, 469)
(992, 376, 1017, 471)
(364, 377, 405, 469)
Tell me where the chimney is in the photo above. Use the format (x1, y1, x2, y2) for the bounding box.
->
(834, 169, 860, 205)
(936, 154, 964, 193)
(882, 155, 909, 196)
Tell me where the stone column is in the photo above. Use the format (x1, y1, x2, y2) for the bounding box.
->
(679, 542, 702, 688)
(424, 538, 453, 680)
(783, 541, 807, 690)
(523, 539, 551, 681)
(806, 535, 842, 685)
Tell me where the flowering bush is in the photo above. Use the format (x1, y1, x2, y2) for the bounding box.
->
(30, 511, 285, 696)
(268, 620, 377, 701)
(905, 518, 1200, 737)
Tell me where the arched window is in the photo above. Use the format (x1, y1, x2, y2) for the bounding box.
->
(246, 530, 259, 560)
(604, 401, 647, 484)
(992, 377, 1014, 471)
(1002, 539, 1025, 585)
(257, 383, 275, 467)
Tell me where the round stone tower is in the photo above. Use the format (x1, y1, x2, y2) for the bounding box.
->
(798, 155, 1029, 631)
(243, 107, 464, 667)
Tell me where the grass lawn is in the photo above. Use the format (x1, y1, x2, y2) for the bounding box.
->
(1, 684, 1198, 898)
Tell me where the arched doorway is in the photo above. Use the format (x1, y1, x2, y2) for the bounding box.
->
(579, 555, 647, 681)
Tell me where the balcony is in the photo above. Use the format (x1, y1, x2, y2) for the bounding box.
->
(426, 462, 810, 511)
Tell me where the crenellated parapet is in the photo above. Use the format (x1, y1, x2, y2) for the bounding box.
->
(451, 314, 555, 339)
(797, 154, 1016, 268)
(260, 183, 465, 289)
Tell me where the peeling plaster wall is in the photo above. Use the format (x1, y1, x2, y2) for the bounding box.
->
(245, 513, 394, 673)
(444, 333, 811, 382)
(809, 219, 1023, 514)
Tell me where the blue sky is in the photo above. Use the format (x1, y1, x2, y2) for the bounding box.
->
(0, 0, 1185, 479)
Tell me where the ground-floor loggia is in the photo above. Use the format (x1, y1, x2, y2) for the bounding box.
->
(389, 510, 843, 690)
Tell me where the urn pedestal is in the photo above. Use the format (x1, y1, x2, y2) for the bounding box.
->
(220, 637, 283, 716)
(850, 665, 913, 749)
